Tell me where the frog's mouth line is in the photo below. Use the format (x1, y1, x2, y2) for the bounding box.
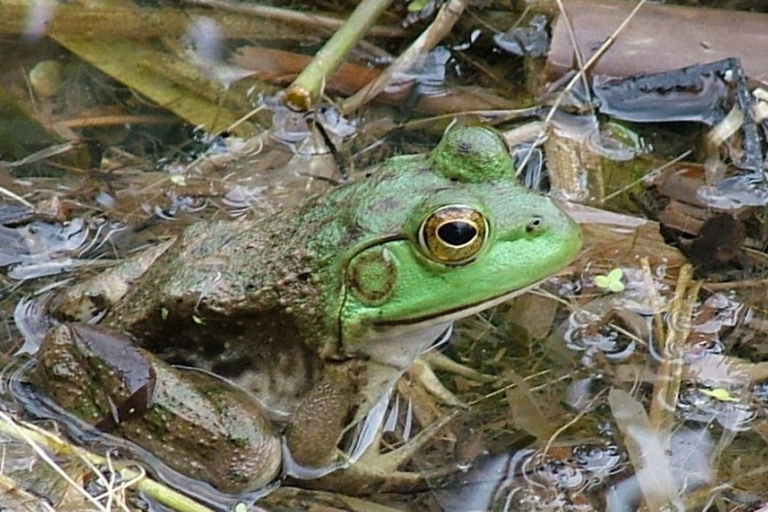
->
(371, 278, 545, 332)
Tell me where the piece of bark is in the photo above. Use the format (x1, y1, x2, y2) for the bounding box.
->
(654, 165, 714, 210)
(658, 200, 706, 236)
(654, 164, 751, 235)
(546, 0, 768, 84)
(561, 201, 686, 269)
(686, 214, 746, 271)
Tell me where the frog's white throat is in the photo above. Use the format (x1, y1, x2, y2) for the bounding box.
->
(363, 321, 452, 372)
(359, 279, 540, 370)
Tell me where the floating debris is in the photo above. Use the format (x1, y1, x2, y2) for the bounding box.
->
(494, 14, 549, 57)
(593, 58, 763, 173)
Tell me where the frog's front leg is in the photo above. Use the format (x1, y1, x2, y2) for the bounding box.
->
(284, 364, 355, 469)
(284, 362, 459, 494)
(35, 324, 282, 494)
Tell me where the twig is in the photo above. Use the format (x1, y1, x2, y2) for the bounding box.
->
(0, 2, 309, 40)
(640, 257, 665, 356)
(0, 412, 217, 512)
(553, 0, 648, 113)
(399, 107, 541, 131)
(340, 0, 469, 114)
(0, 410, 109, 512)
(466, 369, 580, 407)
(516, 0, 648, 175)
(600, 150, 692, 204)
(554, 0, 590, 98)
(648, 264, 699, 436)
(340, 0, 471, 115)
(184, 0, 404, 38)
(0, 185, 33, 208)
(59, 114, 178, 129)
(541, 387, 607, 457)
(226, 104, 267, 135)
(704, 276, 768, 290)
(284, 0, 394, 111)
(1, 141, 76, 170)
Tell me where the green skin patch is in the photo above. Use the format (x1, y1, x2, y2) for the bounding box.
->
(429, 126, 515, 182)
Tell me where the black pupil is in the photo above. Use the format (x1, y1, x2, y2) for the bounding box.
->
(438, 221, 477, 246)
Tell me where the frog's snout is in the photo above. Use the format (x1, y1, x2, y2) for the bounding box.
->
(547, 208, 583, 262)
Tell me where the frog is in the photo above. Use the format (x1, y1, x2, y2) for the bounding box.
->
(34, 125, 583, 496)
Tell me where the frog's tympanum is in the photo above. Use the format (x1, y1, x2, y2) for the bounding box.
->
(35, 126, 582, 495)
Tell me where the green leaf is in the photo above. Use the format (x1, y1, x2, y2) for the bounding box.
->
(595, 268, 625, 293)
(408, 0, 430, 12)
(160, 307, 169, 320)
(700, 388, 739, 402)
(609, 280, 626, 293)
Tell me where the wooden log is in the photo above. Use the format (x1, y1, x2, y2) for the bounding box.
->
(546, 0, 768, 84)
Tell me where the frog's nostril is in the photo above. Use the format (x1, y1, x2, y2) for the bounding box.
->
(526, 217, 543, 233)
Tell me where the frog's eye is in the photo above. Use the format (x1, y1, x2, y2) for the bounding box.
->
(418, 205, 488, 265)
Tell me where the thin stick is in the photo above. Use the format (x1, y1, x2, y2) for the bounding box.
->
(554, 0, 590, 98)
(649, 264, 698, 436)
(60, 114, 177, 129)
(0, 185, 33, 208)
(0, 3, 309, 40)
(704, 275, 768, 290)
(185, 0, 404, 38)
(0, 411, 109, 512)
(640, 257, 666, 357)
(284, 0, 394, 111)
(516, 0, 647, 175)
(541, 388, 607, 457)
(600, 150, 692, 204)
(553, 0, 648, 113)
(341, 0, 471, 115)
(226, 104, 266, 134)
(0, 412, 217, 512)
(1, 141, 76, 169)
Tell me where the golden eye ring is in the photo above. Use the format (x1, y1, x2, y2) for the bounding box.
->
(418, 205, 488, 265)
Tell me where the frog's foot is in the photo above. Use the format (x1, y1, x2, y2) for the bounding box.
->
(408, 350, 497, 408)
(296, 410, 460, 495)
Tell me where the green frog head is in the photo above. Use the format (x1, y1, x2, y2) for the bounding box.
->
(329, 126, 582, 363)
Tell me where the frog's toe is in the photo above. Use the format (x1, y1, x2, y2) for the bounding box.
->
(295, 410, 459, 495)
(408, 351, 497, 408)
